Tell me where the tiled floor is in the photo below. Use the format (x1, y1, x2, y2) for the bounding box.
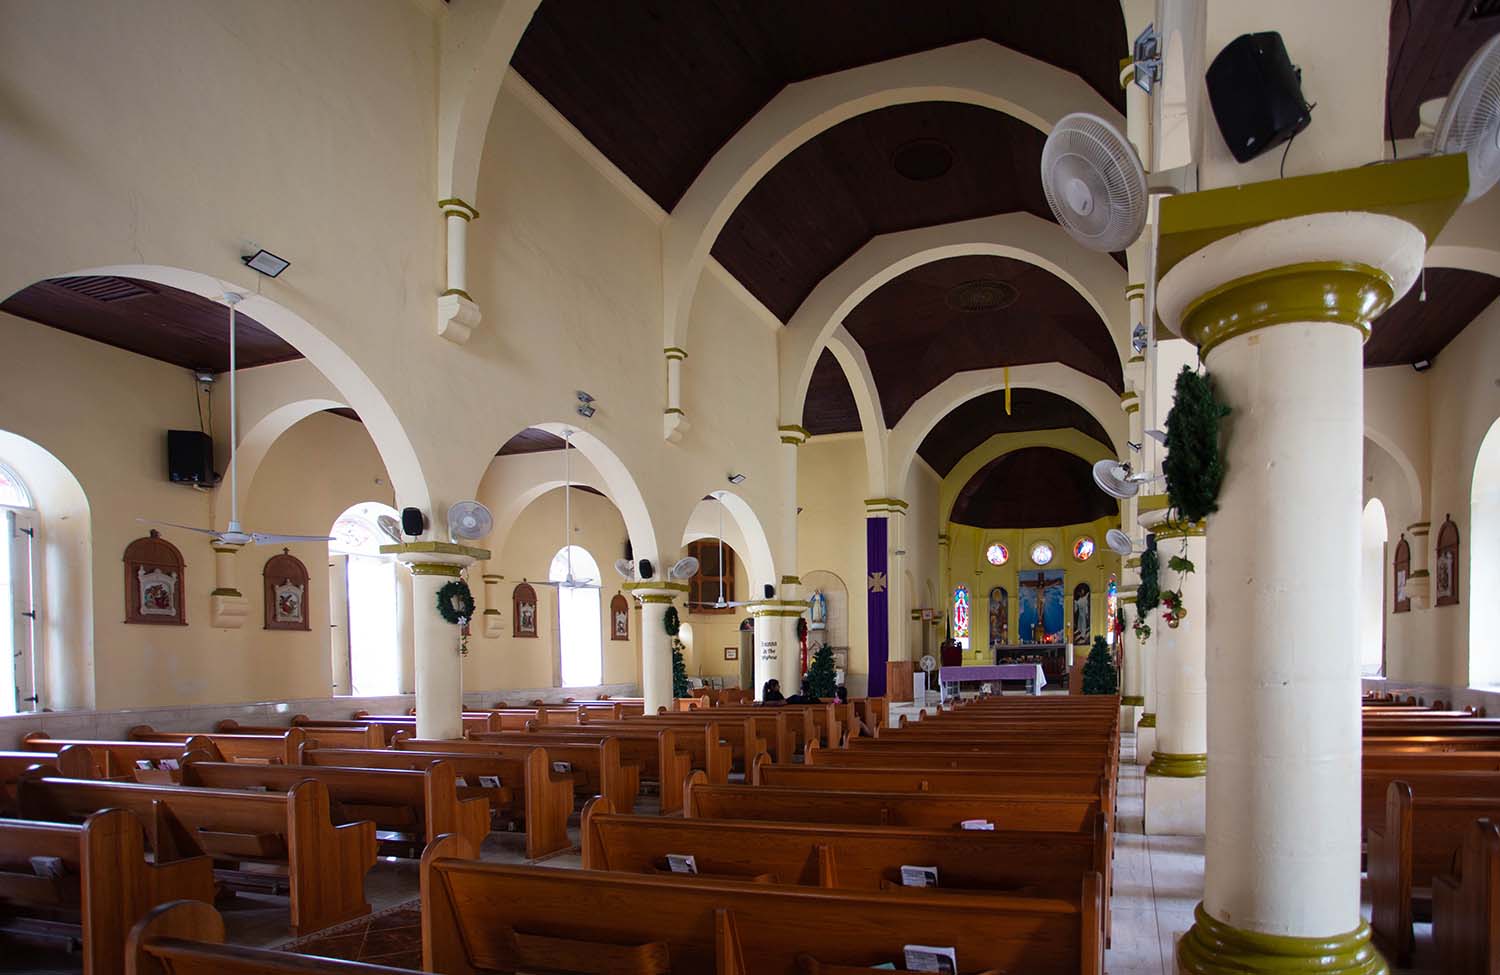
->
(1105, 734, 1205, 975)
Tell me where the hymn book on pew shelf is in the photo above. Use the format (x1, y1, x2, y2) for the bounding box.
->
(900, 865, 940, 887)
(959, 819, 994, 830)
(904, 945, 958, 973)
(666, 853, 698, 874)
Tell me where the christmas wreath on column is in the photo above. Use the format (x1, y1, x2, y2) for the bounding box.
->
(436, 578, 475, 655)
(664, 605, 689, 699)
(1163, 365, 1231, 524)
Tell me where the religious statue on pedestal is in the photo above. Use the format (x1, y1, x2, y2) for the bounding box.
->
(809, 589, 828, 629)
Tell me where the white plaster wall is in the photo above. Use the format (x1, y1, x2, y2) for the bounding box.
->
(797, 436, 875, 681)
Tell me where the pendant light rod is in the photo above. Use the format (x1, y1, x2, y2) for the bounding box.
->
(225, 293, 242, 532)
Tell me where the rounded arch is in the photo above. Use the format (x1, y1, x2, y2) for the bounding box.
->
(1363, 430, 1424, 518)
(779, 213, 1129, 428)
(1470, 419, 1500, 686)
(823, 328, 890, 495)
(0, 428, 93, 710)
(477, 424, 658, 567)
(1360, 498, 1388, 677)
(37, 264, 430, 512)
(1428, 191, 1500, 279)
(666, 39, 1124, 351)
(938, 429, 1116, 526)
(680, 491, 777, 591)
(886, 363, 1128, 497)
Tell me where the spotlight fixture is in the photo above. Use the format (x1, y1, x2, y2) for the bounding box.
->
(1412, 359, 1434, 373)
(727, 473, 747, 485)
(241, 248, 290, 278)
(576, 390, 596, 419)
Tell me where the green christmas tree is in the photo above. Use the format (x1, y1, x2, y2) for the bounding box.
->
(664, 606, 690, 699)
(806, 641, 837, 699)
(1081, 635, 1119, 695)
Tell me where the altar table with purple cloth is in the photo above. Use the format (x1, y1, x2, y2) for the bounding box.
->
(938, 663, 1048, 701)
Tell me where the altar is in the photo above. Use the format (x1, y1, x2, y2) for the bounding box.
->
(938, 663, 1048, 701)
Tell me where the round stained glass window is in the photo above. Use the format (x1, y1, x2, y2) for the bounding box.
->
(985, 543, 1009, 566)
(1073, 536, 1096, 561)
(1030, 542, 1054, 566)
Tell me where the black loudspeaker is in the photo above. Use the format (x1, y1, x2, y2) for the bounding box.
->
(401, 507, 425, 537)
(764, 584, 775, 599)
(638, 559, 655, 580)
(1206, 32, 1311, 163)
(167, 430, 216, 484)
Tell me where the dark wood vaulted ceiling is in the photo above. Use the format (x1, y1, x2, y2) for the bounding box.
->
(916, 390, 1114, 477)
(803, 349, 863, 436)
(497, 427, 569, 457)
(512, 1, 1127, 212)
(950, 446, 1119, 529)
(841, 254, 1122, 425)
(1387, 0, 1500, 139)
(1366, 268, 1500, 366)
(1, 277, 298, 372)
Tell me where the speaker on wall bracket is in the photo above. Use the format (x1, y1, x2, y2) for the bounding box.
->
(1206, 31, 1312, 164)
(401, 507, 426, 538)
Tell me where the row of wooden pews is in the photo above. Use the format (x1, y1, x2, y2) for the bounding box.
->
(1359, 694, 1500, 972)
(111, 691, 1119, 974)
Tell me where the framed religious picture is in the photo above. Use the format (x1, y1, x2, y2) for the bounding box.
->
(513, 582, 539, 638)
(124, 530, 186, 625)
(263, 549, 310, 631)
(1436, 515, 1460, 607)
(610, 593, 630, 641)
(1392, 535, 1411, 614)
(724, 646, 738, 661)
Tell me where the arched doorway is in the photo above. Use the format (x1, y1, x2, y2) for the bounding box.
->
(329, 501, 403, 697)
(1361, 499, 1388, 677)
(1471, 421, 1500, 686)
(551, 545, 603, 687)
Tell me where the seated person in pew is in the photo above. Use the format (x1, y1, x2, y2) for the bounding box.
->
(762, 678, 785, 703)
(785, 679, 817, 705)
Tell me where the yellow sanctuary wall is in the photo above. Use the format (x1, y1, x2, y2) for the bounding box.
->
(943, 516, 1124, 661)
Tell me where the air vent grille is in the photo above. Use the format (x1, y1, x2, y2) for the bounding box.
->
(50, 276, 155, 302)
(946, 279, 1019, 313)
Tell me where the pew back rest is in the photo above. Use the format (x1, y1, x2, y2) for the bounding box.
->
(421, 848, 1100, 975)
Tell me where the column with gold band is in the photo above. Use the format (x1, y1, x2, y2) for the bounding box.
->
(381, 541, 491, 738)
(664, 348, 691, 443)
(624, 582, 688, 713)
(1142, 513, 1206, 835)
(437, 198, 482, 343)
(1156, 156, 1467, 972)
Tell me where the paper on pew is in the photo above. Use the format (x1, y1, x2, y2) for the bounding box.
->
(900, 865, 939, 887)
(552, 762, 572, 774)
(30, 856, 65, 879)
(903, 945, 957, 973)
(666, 853, 698, 874)
(959, 819, 994, 830)
(478, 775, 502, 788)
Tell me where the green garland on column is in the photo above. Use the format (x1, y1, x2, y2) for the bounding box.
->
(436, 579, 475, 656)
(664, 605, 689, 699)
(1164, 365, 1231, 524)
(1137, 549, 1160, 613)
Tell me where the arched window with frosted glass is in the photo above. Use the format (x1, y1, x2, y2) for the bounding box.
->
(551, 545, 602, 687)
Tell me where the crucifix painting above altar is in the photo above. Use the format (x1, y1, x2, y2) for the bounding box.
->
(1017, 570, 1065, 644)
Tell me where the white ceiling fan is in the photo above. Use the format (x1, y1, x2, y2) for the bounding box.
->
(532, 432, 600, 591)
(141, 293, 333, 547)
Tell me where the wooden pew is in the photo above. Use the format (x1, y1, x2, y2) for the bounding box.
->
(299, 745, 573, 859)
(126, 900, 419, 975)
(422, 836, 1104, 974)
(0, 808, 215, 975)
(1361, 767, 1500, 837)
(814, 741, 1112, 771)
(217, 719, 384, 749)
(1432, 816, 1500, 975)
(1364, 718, 1500, 737)
(638, 710, 794, 764)
(1367, 780, 1500, 965)
(466, 725, 700, 813)
(127, 725, 303, 765)
(685, 772, 1104, 832)
(582, 715, 765, 771)
(2, 749, 67, 812)
(754, 760, 1112, 814)
(17, 770, 376, 935)
(347, 710, 504, 736)
(20, 733, 209, 782)
(399, 734, 637, 818)
(582, 798, 1113, 944)
(179, 755, 489, 856)
(1365, 736, 1500, 753)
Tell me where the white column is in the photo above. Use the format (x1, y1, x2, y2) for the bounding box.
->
(664, 349, 690, 442)
(632, 587, 681, 713)
(1143, 519, 1206, 836)
(385, 542, 489, 739)
(1156, 193, 1452, 969)
(748, 604, 780, 700)
(396, 567, 415, 694)
(437, 199, 482, 343)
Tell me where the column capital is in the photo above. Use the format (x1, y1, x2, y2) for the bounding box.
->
(438, 197, 479, 220)
(778, 424, 810, 446)
(622, 582, 688, 604)
(663, 346, 689, 361)
(1406, 521, 1431, 537)
(1156, 156, 1467, 356)
(865, 497, 908, 516)
(380, 541, 490, 574)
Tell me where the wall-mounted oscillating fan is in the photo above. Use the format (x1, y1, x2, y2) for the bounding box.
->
(140, 293, 333, 547)
(377, 515, 404, 545)
(1431, 34, 1500, 203)
(1041, 113, 1149, 252)
(447, 500, 493, 542)
(1092, 459, 1162, 500)
(1106, 529, 1135, 557)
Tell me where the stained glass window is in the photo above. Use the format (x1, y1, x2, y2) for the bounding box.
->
(986, 542, 1009, 566)
(953, 585, 970, 641)
(1030, 542, 1054, 566)
(1106, 575, 1119, 647)
(1073, 536, 1095, 561)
